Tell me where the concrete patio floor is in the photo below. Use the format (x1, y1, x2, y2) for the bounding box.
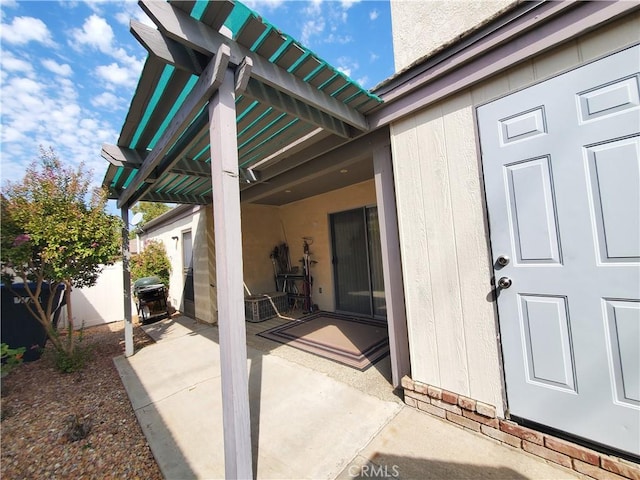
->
(114, 316, 580, 479)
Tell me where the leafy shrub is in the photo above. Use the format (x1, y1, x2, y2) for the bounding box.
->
(1, 343, 26, 376)
(51, 340, 91, 373)
(64, 413, 92, 442)
(1, 148, 121, 370)
(131, 240, 171, 288)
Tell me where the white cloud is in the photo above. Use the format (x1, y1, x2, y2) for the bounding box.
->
(301, 19, 325, 45)
(42, 59, 73, 77)
(58, 1, 80, 9)
(1, 51, 34, 75)
(91, 91, 125, 111)
(337, 66, 351, 77)
(324, 33, 352, 45)
(0, 0, 18, 11)
(370, 52, 380, 62)
(114, 1, 156, 28)
(0, 65, 119, 189)
(243, 0, 285, 12)
(0, 16, 54, 46)
(336, 57, 359, 79)
(340, 0, 361, 9)
(303, 0, 323, 16)
(369, 9, 379, 21)
(356, 76, 369, 88)
(71, 13, 142, 67)
(95, 62, 139, 89)
(0, 6, 128, 191)
(71, 14, 114, 54)
(70, 14, 144, 90)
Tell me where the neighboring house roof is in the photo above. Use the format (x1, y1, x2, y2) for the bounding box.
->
(102, 0, 381, 209)
(367, 1, 637, 130)
(137, 204, 195, 233)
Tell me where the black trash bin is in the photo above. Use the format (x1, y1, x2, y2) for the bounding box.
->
(1, 282, 65, 361)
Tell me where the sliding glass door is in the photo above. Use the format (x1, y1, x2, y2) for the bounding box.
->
(330, 206, 386, 319)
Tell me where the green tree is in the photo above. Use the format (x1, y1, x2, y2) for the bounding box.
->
(129, 202, 171, 239)
(1, 148, 121, 369)
(130, 240, 171, 288)
(132, 201, 171, 226)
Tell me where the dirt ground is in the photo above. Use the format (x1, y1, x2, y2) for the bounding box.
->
(1, 321, 163, 479)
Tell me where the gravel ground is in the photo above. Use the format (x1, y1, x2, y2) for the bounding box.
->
(1, 321, 163, 480)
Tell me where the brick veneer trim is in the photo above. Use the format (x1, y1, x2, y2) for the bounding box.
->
(401, 376, 640, 480)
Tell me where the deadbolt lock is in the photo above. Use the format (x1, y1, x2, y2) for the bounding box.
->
(497, 255, 510, 266)
(498, 277, 512, 289)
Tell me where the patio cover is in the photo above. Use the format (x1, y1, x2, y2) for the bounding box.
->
(101, 0, 381, 208)
(101, 2, 383, 478)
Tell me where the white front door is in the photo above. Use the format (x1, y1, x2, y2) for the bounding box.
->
(478, 45, 639, 456)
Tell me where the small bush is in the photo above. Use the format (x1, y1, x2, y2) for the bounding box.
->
(1, 343, 25, 377)
(131, 240, 171, 288)
(64, 413, 92, 442)
(53, 345, 90, 373)
(49, 330, 91, 373)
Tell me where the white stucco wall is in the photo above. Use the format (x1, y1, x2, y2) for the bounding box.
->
(240, 181, 378, 312)
(390, 0, 515, 72)
(279, 180, 377, 312)
(390, 13, 640, 414)
(139, 206, 217, 324)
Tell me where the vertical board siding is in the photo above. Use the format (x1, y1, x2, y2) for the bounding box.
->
(194, 209, 215, 323)
(391, 118, 440, 386)
(415, 105, 470, 396)
(441, 92, 504, 407)
(206, 206, 218, 323)
(578, 12, 640, 62)
(532, 40, 581, 82)
(390, 15, 640, 415)
(506, 60, 535, 92)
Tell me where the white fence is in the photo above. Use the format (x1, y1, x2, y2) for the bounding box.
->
(57, 262, 136, 330)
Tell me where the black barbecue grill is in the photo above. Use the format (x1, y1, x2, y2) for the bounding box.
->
(133, 276, 170, 324)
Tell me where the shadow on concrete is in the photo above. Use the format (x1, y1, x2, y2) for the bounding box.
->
(118, 316, 578, 480)
(122, 315, 403, 479)
(113, 352, 197, 480)
(342, 454, 529, 480)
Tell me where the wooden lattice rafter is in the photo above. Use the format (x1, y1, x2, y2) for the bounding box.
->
(106, 0, 373, 209)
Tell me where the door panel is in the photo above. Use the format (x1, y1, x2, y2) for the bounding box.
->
(604, 300, 640, 405)
(505, 157, 561, 263)
(182, 230, 195, 318)
(331, 209, 371, 316)
(519, 295, 576, 391)
(585, 138, 640, 261)
(330, 207, 386, 318)
(367, 207, 386, 317)
(478, 45, 640, 456)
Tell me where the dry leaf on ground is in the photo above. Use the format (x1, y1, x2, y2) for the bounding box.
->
(1, 321, 162, 480)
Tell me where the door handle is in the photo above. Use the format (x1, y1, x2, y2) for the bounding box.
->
(498, 277, 512, 289)
(496, 255, 510, 266)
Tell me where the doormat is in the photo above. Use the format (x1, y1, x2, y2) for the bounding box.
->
(257, 312, 389, 370)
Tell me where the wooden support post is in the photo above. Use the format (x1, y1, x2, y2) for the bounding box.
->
(121, 207, 134, 357)
(373, 145, 410, 387)
(208, 69, 253, 479)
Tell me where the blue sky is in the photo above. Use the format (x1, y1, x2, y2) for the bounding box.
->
(0, 0, 394, 201)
